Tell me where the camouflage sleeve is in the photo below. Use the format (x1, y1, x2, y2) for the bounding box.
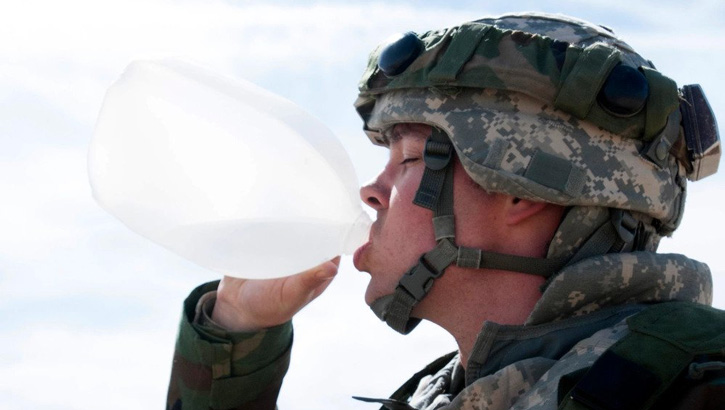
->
(167, 281, 293, 410)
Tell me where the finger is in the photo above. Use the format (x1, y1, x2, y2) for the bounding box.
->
(308, 272, 336, 300)
(283, 260, 340, 303)
(314, 258, 340, 281)
(291, 261, 337, 292)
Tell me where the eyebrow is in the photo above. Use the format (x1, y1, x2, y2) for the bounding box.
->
(385, 125, 429, 145)
(387, 131, 402, 145)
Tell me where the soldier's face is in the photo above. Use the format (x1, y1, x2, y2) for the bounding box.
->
(354, 123, 437, 305)
(353, 123, 504, 308)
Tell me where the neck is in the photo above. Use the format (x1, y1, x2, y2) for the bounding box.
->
(419, 267, 545, 368)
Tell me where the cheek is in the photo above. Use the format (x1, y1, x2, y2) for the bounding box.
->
(385, 184, 436, 253)
(388, 170, 429, 227)
(393, 168, 422, 199)
(451, 164, 505, 248)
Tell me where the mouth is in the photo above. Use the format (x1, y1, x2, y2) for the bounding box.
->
(353, 222, 376, 272)
(353, 218, 379, 271)
(352, 240, 371, 271)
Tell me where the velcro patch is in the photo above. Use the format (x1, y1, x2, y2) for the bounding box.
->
(524, 150, 585, 196)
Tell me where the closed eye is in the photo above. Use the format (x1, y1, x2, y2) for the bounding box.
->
(401, 157, 419, 165)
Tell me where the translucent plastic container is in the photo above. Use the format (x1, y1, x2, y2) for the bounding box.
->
(88, 58, 371, 279)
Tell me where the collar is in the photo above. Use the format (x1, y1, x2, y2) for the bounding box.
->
(465, 304, 644, 385)
(466, 251, 712, 384)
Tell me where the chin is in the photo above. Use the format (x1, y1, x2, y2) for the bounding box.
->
(363, 278, 397, 306)
(364, 282, 388, 306)
(363, 286, 375, 306)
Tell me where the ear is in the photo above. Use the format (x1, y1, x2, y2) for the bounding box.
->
(505, 197, 551, 226)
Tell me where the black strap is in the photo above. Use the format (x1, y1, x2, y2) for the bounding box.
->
(386, 128, 568, 333)
(566, 209, 639, 267)
(397, 128, 458, 306)
(381, 127, 576, 334)
(378, 128, 457, 333)
(375, 288, 421, 334)
(458, 246, 568, 278)
(413, 128, 453, 211)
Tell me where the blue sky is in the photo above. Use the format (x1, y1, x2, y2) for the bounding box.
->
(1, 1, 724, 409)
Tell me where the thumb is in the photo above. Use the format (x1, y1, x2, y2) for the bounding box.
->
(292, 257, 341, 303)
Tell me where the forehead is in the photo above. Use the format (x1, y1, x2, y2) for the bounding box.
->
(387, 123, 432, 145)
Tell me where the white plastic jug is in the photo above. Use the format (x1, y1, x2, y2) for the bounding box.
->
(89, 58, 372, 279)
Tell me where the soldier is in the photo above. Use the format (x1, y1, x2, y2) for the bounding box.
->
(167, 12, 724, 410)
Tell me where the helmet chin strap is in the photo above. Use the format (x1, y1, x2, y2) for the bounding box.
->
(370, 128, 569, 334)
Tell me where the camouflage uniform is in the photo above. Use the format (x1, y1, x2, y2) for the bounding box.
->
(167, 281, 293, 410)
(381, 253, 712, 410)
(166, 252, 713, 409)
(167, 13, 723, 409)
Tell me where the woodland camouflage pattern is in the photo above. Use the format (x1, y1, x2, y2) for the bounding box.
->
(167, 281, 292, 410)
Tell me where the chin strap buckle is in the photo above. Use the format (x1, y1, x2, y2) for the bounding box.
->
(398, 239, 459, 302)
(380, 128, 457, 334)
(398, 256, 445, 302)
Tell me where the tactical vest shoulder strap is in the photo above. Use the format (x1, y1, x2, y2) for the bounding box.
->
(558, 302, 725, 410)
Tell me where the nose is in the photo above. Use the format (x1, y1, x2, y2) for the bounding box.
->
(360, 173, 390, 211)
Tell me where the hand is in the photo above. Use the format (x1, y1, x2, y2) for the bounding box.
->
(211, 257, 341, 332)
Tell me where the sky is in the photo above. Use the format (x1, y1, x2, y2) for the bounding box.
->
(1, 1, 724, 409)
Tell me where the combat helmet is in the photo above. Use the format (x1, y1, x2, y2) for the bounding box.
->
(354, 12, 720, 334)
